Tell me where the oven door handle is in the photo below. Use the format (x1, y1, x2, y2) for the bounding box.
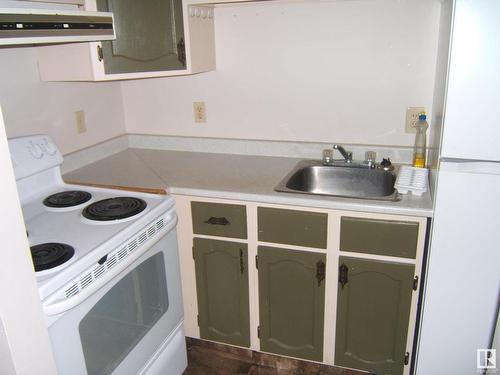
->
(42, 212, 178, 316)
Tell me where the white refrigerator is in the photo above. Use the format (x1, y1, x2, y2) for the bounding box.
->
(416, 1, 500, 374)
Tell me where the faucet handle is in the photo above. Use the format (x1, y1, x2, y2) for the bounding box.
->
(322, 149, 333, 165)
(365, 151, 377, 163)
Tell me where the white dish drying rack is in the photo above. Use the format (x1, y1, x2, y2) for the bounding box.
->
(395, 166, 429, 196)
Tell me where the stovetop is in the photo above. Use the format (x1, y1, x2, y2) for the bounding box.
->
(24, 184, 167, 262)
(24, 183, 174, 299)
(9, 135, 175, 302)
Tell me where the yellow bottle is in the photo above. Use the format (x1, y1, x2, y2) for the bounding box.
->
(413, 113, 429, 168)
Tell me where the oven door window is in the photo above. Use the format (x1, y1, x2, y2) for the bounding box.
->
(79, 252, 169, 375)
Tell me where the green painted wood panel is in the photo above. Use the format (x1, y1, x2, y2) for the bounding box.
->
(191, 202, 247, 239)
(96, 0, 185, 74)
(194, 238, 250, 347)
(335, 257, 415, 375)
(258, 246, 326, 361)
(258, 207, 328, 249)
(340, 217, 419, 258)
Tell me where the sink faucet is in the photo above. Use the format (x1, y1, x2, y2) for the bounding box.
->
(333, 144, 353, 163)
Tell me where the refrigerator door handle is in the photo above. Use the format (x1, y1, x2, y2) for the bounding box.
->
(440, 160, 500, 175)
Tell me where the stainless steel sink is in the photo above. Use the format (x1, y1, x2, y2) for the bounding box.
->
(275, 160, 400, 201)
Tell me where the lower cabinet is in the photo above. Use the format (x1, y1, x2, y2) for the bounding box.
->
(176, 196, 426, 375)
(258, 246, 326, 362)
(193, 238, 250, 347)
(335, 257, 415, 375)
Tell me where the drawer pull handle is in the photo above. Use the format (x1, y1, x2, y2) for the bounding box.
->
(339, 263, 349, 289)
(239, 249, 245, 275)
(204, 216, 230, 226)
(316, 260, 326, 287)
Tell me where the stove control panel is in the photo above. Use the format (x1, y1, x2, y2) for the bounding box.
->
(8, 135, 63, 180)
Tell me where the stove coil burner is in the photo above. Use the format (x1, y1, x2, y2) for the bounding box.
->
(43, 190, 92, 208)
(82, 197, 147, 221)
(30, 243, 75, 272)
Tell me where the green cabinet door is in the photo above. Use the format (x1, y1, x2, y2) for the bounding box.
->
(96, 0, 186, 74)
(193, 238, 250, 347)
(258, 246, 326, 361)
(335, 257, 415, 375)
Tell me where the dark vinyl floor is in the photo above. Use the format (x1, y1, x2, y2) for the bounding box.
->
(183, 338, 368, 375)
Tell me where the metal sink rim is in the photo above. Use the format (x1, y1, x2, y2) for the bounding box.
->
(274, 160, 400, 202)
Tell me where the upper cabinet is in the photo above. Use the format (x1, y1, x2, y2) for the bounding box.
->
(37, 0, 215, 81)
(95, 0, 185, 74)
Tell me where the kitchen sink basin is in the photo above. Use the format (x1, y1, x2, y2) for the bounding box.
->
(275, 160, 399, 201)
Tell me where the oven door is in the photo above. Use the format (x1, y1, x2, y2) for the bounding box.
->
(47, 228, 184, 375)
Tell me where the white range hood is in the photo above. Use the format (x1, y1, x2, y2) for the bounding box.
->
(0, 8, 114, 45)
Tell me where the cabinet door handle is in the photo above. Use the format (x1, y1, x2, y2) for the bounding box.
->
(239, 249, 245, 275)
(204, 216, 230, 226)
(97, 45, 104, 62)
(339, 263, 349, 289)
(316, 260, 326, 287)
(177, 37, 186, 66)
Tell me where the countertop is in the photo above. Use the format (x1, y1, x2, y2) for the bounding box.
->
(64, 148, 433, 217)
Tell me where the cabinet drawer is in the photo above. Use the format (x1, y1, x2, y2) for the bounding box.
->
(191, 201, 247, 239)
(258, 207, 327, 249)
(340, 217, 419, 258)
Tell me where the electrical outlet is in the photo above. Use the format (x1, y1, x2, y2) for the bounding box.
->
(405, 107, 426, 133)
(193, 102, 207, 123)
(75, 110, 87, 134)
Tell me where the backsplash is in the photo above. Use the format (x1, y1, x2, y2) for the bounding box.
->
(62, 134, 414, 174)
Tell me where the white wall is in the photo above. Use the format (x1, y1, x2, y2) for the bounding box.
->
(0, 106, 58, 375)
(122, 0, 441, 147)
(0, 47, 126, 155)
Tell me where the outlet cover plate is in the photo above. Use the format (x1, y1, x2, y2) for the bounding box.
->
(75, 110, 87, 134)
(405, 107, 426, 133)
(193, 102, 207, 123)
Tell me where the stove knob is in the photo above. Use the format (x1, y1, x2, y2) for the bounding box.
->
(27, 143, 43, 159)
(42, 138, 57, 155)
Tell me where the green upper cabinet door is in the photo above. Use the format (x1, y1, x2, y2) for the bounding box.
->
(96, 0, 186, 74)
(258, 246, 326, 361)
(193, 238, 250, 348)
(335, 257, 415, 375)
(258, 207, 328, 249)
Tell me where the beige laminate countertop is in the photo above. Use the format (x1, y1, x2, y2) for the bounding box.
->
(63, 148, 434, 217)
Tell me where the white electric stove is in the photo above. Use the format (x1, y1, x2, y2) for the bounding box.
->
(8, 135, 187, 375)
